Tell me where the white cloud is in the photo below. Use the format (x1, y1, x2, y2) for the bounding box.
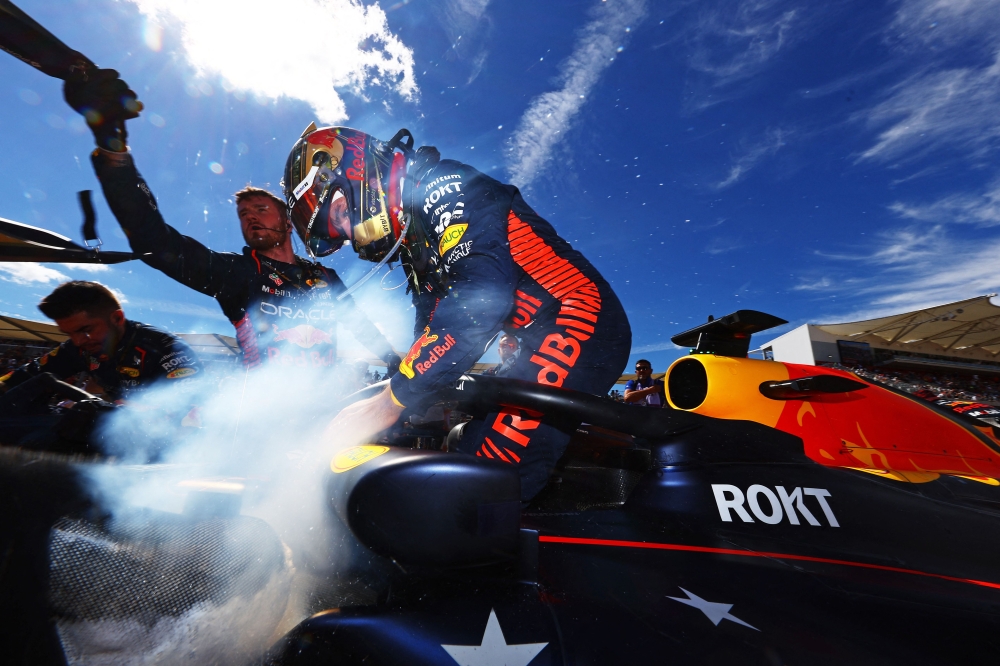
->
(506, 0, 647, 188)
(860, 235, 1000, 313)
(0, 263, 69, 285)
(889, 0, 1000, 47)
(687, 0, 799, 84)
(124, 296, 227, 322)
(61, 262, 110, 272)
(109, 287, 129, 305)
(792, 277, 832, 291)
(704, 237, 742, 255)
(129, 0, 417, 123)
(866, 225, 944, 265)
(856, 51, 1000, 163)
(808, 225, 1000, 318)
(632, 340, 683, 353)
(439, 0, 493, 85)
(888, 178, 1000, 226)
(450, 0, 490, 18)
(716, 127, 789, 188)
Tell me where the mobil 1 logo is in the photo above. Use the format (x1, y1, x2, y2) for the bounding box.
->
(711, 484, 840, 527)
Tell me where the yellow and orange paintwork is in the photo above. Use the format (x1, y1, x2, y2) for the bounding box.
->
(665, 355, 1000, 485)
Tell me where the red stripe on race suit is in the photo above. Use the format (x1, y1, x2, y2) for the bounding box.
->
(232, 313, 262, 368)
(485, 437, 510, 462)
(538, 536, 1000, 591)
(485, 213, 604, 458)
(506, 212, 601, 388)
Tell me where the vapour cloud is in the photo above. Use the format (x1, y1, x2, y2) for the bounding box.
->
(128, 0, 418, 123)
(72, 359, 374, 662)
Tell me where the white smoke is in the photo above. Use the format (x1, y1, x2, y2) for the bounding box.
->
(127, 0, 418, 122)
(66, 360, 358, 663)
(48, 269, 470, 663)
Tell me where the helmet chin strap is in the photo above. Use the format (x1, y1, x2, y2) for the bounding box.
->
(333, 135, 413, 301)
(335, 211, 409, 302)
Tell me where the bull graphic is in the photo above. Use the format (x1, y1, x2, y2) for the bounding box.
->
(273, 324, 334, 349)
(399, 327, 440, 379)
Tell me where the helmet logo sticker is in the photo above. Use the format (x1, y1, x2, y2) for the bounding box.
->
(292, 165, 319, 201)
(439, 223, 468, 254)
(343, 133, 366, 181)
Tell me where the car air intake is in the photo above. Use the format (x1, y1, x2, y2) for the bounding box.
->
(667, 358, 709, 410)
(327, 448, 521, 569)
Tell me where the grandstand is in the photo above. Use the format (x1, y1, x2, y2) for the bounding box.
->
(759, 295, 1000, 405)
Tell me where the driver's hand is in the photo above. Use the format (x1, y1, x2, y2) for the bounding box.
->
(322, 386, 404, 462)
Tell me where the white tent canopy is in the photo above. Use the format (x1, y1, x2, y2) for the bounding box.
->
(817, 295, 1000, 360)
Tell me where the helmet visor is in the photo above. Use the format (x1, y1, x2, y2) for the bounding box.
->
(288, 166, 351, 257)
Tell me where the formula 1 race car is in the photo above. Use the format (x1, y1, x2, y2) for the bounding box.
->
(5, 310, 1000, 665)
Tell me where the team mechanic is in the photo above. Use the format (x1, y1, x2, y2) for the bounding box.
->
(0, 280, 201, 401)
(62, 71, 400, 375)
(0, 281, 201, 449)
(283, 124, 631, 499)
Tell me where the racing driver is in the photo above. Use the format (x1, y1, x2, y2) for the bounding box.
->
(62, 71, 400, 377)
(283, 124, 632, 499)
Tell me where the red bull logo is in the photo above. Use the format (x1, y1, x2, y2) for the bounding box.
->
(273, 324, 334, 349)
(412, 334, 457, 376)
(400, 327, 439, 379)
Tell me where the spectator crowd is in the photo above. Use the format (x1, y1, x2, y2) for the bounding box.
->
(849, 366, 1000, 404)
(1, 342, 56, 373)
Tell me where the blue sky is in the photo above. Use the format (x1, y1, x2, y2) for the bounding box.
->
(3, 0, 1000, 372)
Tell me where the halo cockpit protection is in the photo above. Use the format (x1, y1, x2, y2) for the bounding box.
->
(281, 124, 411, 261)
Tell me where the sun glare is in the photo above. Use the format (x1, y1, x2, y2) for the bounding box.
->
(128, 0, 418, 122)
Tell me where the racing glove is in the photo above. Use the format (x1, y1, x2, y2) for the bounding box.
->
(383, 351, 402, 378)
(63, 68, 141, 152)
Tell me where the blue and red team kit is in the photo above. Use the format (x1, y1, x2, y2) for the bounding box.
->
(92, 147, 630, 499)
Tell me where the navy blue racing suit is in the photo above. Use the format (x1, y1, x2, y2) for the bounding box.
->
(0, 320, 202, 450)
(0, 319, 201, 401)
(391, 149, 631, 499)
(90, 150, 395, 371)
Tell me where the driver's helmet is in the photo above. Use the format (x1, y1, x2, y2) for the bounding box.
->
(282, 124, 405, 260)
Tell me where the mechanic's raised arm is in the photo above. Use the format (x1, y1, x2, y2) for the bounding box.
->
(62, 70, 235, 298)
(91, 150, 237, 299)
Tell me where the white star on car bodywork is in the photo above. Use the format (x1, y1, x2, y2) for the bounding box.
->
(668, 587, 759, 631)
(441, 608, 548, 666)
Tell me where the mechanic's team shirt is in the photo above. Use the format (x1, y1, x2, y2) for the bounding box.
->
(0, 320, 201, 401)
(90, 151, 394, 369)
(224, 249, 353, 369)
(624, 377, 665, 407)
(389, 152, 628, 407)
